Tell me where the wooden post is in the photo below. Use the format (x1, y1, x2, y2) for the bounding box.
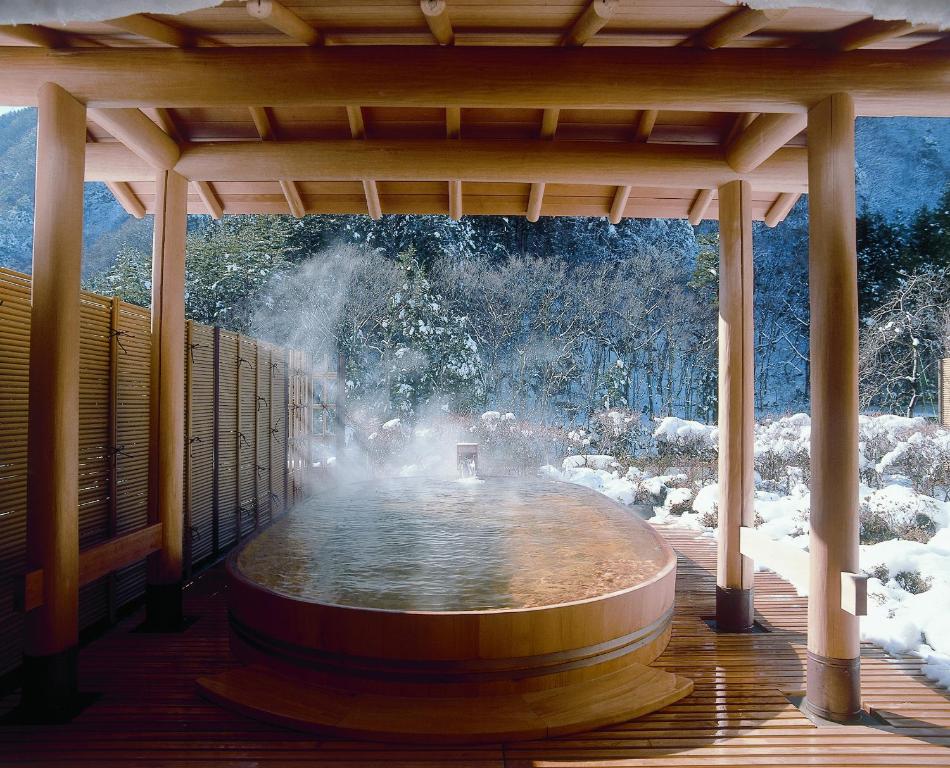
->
(145, 169, 187, 631)
(22, 82, 86, 717)
(716, 179, 755, 632)
(805, 93, 862, 722)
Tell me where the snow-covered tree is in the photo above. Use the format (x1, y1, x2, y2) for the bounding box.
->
(373, 252, 484, 417)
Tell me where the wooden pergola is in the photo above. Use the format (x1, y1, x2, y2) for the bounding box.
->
(4, 0, 950, 732)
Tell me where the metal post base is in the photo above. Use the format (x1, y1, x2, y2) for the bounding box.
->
(19, 647, 79, 721)
(805, 651, 862, 723)
(715, 586, 754, 633)
(143, 582, 185, 632)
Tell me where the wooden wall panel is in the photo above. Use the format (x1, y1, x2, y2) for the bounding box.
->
(216, 330, 239, 551)
(238, 336, 258, 538)
(0, 267, 305, 678)
(77, 291, 113, 630)
(186, 322, 216, 567)
(0, 268, 30, 677)
(113, 301, 152, 609)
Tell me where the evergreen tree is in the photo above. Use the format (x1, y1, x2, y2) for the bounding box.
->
(856, 207, 908, 314)
(368, 252, 484, 417)
(84, 243, 152, 306)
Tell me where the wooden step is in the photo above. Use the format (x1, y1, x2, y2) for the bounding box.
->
(197, 661, 693, 743)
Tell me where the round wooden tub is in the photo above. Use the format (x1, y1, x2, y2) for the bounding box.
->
(198, 476, 691, 742)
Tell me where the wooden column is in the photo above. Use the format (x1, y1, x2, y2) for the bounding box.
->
(145, 169, 188, 630)
(805, 93, 862, 722)
(716, 179, 755, 632)
(22, 82, 87, 717)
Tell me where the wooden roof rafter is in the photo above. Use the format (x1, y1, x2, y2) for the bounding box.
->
(248, 106, 306, 217)
(5, 2, 946, 224)
(246, 0, 321, 46)
(347, 106, 382, 220)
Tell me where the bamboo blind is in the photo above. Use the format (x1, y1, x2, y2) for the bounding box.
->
(0, 267, 310, 678)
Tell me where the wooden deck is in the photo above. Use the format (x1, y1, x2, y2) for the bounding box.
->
(2, 523, 948, 767)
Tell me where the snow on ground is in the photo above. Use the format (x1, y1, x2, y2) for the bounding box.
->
(550, 413, 950, 690)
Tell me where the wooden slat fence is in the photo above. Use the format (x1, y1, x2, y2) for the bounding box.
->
(0, 267, 311, 679)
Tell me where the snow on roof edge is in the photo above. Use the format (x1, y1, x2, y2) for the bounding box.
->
(732, 0, 950, 31)
(1, 1, 223, 26)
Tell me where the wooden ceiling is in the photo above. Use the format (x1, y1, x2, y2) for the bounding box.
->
(2, 0, 947, 223)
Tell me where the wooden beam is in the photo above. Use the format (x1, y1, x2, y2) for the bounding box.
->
(84, 140, 809, 191)
(147, 169, 188, 629)
(0, 24, 65, 48)
(346, 105, 366, 140)
(688, 188, 714, 225)
(528, 108, 558, 223)
(106, 14, 191, 47)
(563, 0, 618, 47)
(445, 107, 461, 139)
(420, 0, 454, 46)
(805, 92, 861, 724)
(20, 524, 166, 613)
(449, 179, 462, 220)
(151, 108, 184, 143)
(526, 182, 545, 222)
(764, 191, 801, 227)
(692, 7, 787, 49)
(193, 180, 223, 219)
(249, 106, 305, 217)
(347, 105, 382, 220)
(634, 110, 658, 143)
(1, 47, 948, 117)
(723, 112, 758, 147)
(280, 179, 305, 217)
(819, 19, 917, 52)
(362, 180, 382, 220)
(249, 106, 276, 141)
(725, 112, 806, 174)
(87, 107, 180, 170)
(246, 0, 321, 46)
(106, 181, 146, 218)
(608, 185, 631, 224)
(540, 108, 559, 139)
(716, 178, 755, 633)
(447, 105, 462, 219)
(24, 82, 86, 712)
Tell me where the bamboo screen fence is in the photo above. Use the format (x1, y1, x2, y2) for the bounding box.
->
(0, 267, 312, 679)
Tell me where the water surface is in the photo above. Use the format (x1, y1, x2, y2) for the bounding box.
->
(236, 476, 667, 611)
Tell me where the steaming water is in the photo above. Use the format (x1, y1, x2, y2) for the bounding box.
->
(235, 476, 668, 611)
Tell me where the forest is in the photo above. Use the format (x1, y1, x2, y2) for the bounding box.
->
(84, 183, 950, 424)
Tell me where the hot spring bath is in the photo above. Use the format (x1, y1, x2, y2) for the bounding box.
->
(200, 475, 691, 741)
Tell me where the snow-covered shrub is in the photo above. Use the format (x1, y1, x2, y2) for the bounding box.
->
(662, 487, 693, 515)
(894, 571, 933, 595)
(859, 486, 941, 545)
(859, 414, 924, 487)
(653, 417, 717, 460)
(875, 424, 950, 500)
(754, 414, 811, 493)
(587, 409, 652, 463)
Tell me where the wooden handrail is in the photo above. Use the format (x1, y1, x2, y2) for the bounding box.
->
(16, 523, 164, 613)
(739, 525, 867, 616)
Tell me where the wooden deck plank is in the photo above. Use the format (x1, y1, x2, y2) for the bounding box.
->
(1, 521, 948, 766)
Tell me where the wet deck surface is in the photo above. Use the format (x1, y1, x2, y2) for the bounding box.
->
(2, 522, 949, 767)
